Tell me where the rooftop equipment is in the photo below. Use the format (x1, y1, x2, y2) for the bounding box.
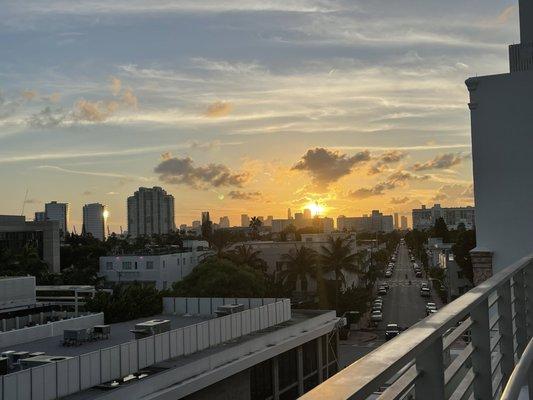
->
(130, 319, 170, 339)
(21, 355, 72, 369)
(0, 357, 8, 375)
(93, 324, 111, 339)
(63, 328, 89, 346)
(215, 304, 244, 317)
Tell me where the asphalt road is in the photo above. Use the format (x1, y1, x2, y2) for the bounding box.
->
(379, 243, 429, 330)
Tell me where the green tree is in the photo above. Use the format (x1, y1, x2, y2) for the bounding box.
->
(249, 216, 263, 239)
(432, 217, 449, 241)
(452, 229, 476, 283)
(279, 246, 317, 293)
(85, 283, 163, 324)
(320, 236, 358, 311)
(227, 244, 267, 273)
(172, 258, 267, 297)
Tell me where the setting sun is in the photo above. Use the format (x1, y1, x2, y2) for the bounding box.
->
(306, 202, 326, 217)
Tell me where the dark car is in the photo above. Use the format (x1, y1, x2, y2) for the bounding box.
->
(385, 324, 401, 340)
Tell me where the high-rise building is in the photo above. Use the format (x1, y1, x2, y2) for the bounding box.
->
(401, 215, 408, 230)
(394, 213, 399, 229)
(412, 204, 475, 231)
(467, 0, 533, 278)
(241, 214, 250, 227)
(303, 208, 312, 219)
(44, 201, 69, 237)
(127, 187, 175, 237)
(287, 208, 292, 219)
(34, 211, 46, 222)
(192, 220, 201, 229)
(219, 216, 230, 229)
(264, 215, 273, 227)
(82, 203, 108, 241)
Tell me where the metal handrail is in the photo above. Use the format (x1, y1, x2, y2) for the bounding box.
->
(300, 254, 533, 400)
(501, 336, 533, 400)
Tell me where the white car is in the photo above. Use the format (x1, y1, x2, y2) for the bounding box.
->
(371, 310, 383, 322)
(385, 270, 392, 278)
(420, 287, 431, 297)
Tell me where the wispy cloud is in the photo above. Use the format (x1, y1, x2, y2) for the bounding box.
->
(36, 165, 153, 181)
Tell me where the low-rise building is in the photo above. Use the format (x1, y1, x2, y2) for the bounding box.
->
(337, 210, 394, 233)
(0, 215, 60, 273)
(99, 244, 211, 290)
(438, 250, 472, 300)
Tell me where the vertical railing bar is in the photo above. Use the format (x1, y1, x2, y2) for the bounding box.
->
(498, 278, 515, 387)
(470, 298, 493, 400)
(513, 271, 527, 357)
(415, 336, 445, 400)
(524, 268, 533, 341)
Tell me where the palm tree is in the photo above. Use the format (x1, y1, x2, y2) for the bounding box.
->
(249, 217, 263, 239)
(279, 246, 317, 294)
(320, 236, 358, 311)
(227, 244, 267, 272)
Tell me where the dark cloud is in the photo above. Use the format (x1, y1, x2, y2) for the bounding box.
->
(413, 153, 468, 171)
(350, 170, 428, 199)
(154, 155, 249, 189)
(227, 190, 262, 200)
(27, 106, 67, 128)
(368, 150, 407, 175)
(390, 196, 410, 204)
(292, 147, 370, 186)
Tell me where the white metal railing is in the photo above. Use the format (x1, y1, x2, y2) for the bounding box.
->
(300, 254, 533, 400)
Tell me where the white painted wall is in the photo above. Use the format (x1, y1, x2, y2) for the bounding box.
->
(467, 71, 533, 272)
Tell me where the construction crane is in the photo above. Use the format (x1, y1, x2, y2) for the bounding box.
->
(20, 188, 29, 216)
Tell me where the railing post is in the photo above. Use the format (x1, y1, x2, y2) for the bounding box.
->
(470, 298, 493, 400)
(514, 271, 527, 357)
(498, 279, 516, 385)
(524, 268, 533, 341)
(415, 336, 445, 400)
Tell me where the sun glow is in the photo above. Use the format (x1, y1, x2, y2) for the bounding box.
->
(103, 209, 109, 220)
(306, 202, 326, 217)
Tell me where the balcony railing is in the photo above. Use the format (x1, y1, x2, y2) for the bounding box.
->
(300, 254, 533, 400)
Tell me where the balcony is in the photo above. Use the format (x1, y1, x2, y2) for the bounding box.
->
(301, 254, 533, 400)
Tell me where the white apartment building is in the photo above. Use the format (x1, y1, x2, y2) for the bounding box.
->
(44, 201, 69, 237)
(412, 204, 475, 231)
(240, 214, 250, 228)
(438, 250, 472, 300)
(218, 216, 230, 228)
(466, 1, 533, 281)
(99, 245, 211, 290)
(127, 187, 175, 237)
(82, 203, 107, 241)
(337, 210, 393, 233)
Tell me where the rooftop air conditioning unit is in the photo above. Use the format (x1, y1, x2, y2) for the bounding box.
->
(216, 304, 244, 317)
(130, 319, 171, 339)
(20, 355, 73, 369)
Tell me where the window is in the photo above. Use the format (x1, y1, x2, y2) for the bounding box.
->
(162, 260, 166, 268)
(250, 359, 273, 400)
(105, 261, 113, 270)
(177, 258, 180, 265)
(146, 261, 154, 270)
(278, 348, 298, 389)
(122, 261, 132, 270)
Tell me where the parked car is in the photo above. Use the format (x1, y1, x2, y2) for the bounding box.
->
(415, 271, 422, 278)
(426, 303, 437, 315)
(371, 310, 383, 323)
(385, 324, 401, 340)
(420, 287, 431, 297)
(372, 303, 383, 312)
(380, 283, 389, 291)
(385, 270, 392, 278)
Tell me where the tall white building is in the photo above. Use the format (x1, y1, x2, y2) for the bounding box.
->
(44, 201, 69, 237)
(127, 187, 175, 237)
(394, 213, 399, 229)
(467, 0, 533, 282)
(218, 216, 230, 228)
(82, 203, 107, 241)
(241, 214, 250, 228)
(412, 204, 475, 231)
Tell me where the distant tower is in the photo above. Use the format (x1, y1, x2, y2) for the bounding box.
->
(45, 201, 69, 238)
(127, 187, 175, 237)
(82, 203, 107, 241)
(394, 213, 399, 229)
(287, 208, 292, 219)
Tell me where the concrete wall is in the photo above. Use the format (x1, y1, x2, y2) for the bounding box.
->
(0, 277, 36, 310)
(0, 300, 291, 400)
(0, 313, 103, 348)
(467, 71, 533, 273)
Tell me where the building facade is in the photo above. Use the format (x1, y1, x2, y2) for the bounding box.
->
(82, 203, 107, 241)
(241, 214, 250, 228)
(44, 201, 69, 237)
(127, 187, 175, 237)
(218, 216, 230, 229)
(0, 215, 60, 273)
(467, 0, 533, 280)
(400, 215, 408, 230)
(412, 204, 475, 231)
(337, 210, 394, 233)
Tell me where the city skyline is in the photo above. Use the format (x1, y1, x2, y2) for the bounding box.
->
(0, 1, 517, 231)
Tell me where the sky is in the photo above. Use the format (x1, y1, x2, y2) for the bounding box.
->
(0, 0, 520, 232)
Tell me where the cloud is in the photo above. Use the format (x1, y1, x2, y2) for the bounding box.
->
(390, 196, 410, 204)
(413, 152, 468, 171)
(0, 92, 20, 119)
(292, 147, 371, 186)
(110, 76, 122, 96)
(82, 190, 92, 196)
(368, 150, 407, 175)
(350, 170, 428, 198)
(27, 106, 67, 128)
(74, 99, 120, 122)
(122, 88, 138, 108)
(21, 90, 38, 101)
(205, 101, 233, 118)
(154, 154, 249, 189)
(46, 93, 62, 103)
(227, 190, 262, 200)
(106, 191, 119, 195)
(497, 5, 517, 24)
(432, 183, 474, 202)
